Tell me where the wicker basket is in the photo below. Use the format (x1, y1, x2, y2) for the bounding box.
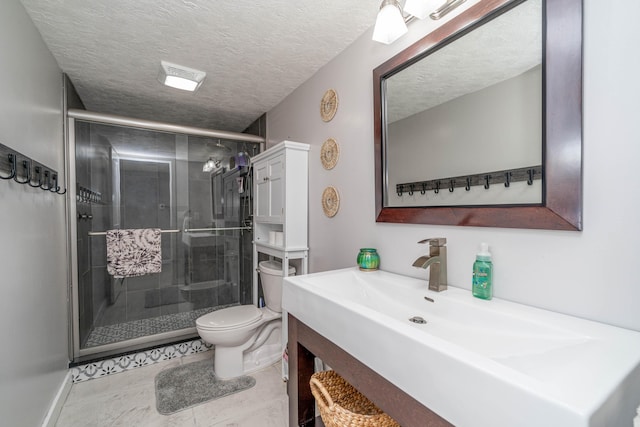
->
(310, 370, 400, 427)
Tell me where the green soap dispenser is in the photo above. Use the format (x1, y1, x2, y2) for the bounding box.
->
(472, 243, 493, 300)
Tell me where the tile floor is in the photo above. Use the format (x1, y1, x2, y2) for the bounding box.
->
(56, 351, 289, 427)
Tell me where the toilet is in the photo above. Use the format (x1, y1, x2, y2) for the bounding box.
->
(196, 260, 295, 379)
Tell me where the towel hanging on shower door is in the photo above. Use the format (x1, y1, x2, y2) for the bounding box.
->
(106, 228, 162, 278)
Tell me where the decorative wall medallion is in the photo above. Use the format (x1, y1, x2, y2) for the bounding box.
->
(322, 186, 340, 218)
(320, 138, 340, 170)
(320, 89, 339, 122)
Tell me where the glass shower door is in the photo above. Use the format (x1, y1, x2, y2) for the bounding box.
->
(71, 119, 258, 361)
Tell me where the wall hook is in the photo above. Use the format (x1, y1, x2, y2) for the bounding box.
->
(420, 183, 426, 195)
(434, 181, 440, 194)
(397, 187, 403, 197)
(14, 159, 31, 184)
(50, 173, 66, 194)
(484, 175, 491, 189)
(527, 169, 534, 185)
(0, 153, 16, 180)
(449, 179, 455, 192)
(408, 184, 415, 196)
(40, 170, 51, 190)
(504, 171, 512, 188)
(55, 177, 67, 195)
(465, 177, 471, 191)
(28, 166, 42, 188)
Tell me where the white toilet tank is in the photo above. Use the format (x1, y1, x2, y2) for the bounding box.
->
(258, 260, 295, 313)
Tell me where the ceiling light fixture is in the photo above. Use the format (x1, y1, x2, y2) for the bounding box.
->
(372, 0, 467, 44)
(158, 60, 206, 92)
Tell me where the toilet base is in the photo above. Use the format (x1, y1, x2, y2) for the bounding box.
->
(213, 319, 282, 379)
(242, 340, 281, 375)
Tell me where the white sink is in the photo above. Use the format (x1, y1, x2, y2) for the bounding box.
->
(282, 268, 640, 427)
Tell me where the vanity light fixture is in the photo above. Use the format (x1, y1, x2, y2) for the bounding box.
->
(429, 0, 467, 20)
(158, 60, 206, 92)
(403, 0, 441, 20)
(372, 0, 467, 44)
(372, 0, 408, 45)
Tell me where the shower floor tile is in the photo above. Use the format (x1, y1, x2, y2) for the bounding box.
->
(85, 305, 236, 348)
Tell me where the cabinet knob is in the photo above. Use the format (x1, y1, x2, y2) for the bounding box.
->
(263, 177, 269, 181)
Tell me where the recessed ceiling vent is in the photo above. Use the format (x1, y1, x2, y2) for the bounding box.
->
(158, 60, 206, 92)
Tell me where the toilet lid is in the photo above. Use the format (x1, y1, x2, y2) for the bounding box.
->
(196, 305, 263, 330)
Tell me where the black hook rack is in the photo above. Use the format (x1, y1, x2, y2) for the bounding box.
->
(396, 165, 543, 197)
(0, 141, 66, 195)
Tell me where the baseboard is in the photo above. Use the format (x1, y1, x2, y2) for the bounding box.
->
(41, 370, 72, 427)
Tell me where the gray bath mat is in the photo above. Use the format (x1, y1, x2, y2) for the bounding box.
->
(155, 359, 256, 415)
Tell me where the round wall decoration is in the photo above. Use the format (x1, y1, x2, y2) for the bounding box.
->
(320, 89, 339, 122)
(321, 186, 340, 218)
(320, 138, 340, 170)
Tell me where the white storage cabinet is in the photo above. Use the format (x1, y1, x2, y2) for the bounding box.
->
(251, 140, 309, 379)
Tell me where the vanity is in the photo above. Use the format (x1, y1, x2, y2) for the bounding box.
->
(283, 268, 640, 426)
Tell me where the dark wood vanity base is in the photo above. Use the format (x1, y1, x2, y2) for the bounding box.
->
(287, 314, 452, 427)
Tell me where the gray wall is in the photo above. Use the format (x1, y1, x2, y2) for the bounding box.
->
(0, 0, 69, 426)
(267, 0, 640, 333)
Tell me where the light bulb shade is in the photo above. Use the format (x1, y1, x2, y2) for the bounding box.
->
(404, 0, 439, 20)
(372, 0, 408, 44)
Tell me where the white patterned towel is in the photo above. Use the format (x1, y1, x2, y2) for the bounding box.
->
(106, 229, 162, 278)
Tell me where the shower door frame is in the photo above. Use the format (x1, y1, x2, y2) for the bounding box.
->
(66, 111, 264, 362)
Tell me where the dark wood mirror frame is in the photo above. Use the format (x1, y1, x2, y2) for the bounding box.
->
(373, 0, 582, 231)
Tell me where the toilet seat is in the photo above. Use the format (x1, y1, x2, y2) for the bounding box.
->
(196, 305, 263, 331)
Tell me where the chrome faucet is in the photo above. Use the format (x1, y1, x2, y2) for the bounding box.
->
(412, 238, 447, 292)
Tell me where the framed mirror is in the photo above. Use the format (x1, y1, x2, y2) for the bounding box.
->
(373, 0, 582, 230)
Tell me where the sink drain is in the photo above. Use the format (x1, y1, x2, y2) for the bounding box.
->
(409, 316, 427, 324)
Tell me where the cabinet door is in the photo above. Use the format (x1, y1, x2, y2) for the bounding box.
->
(254, 159, 270, 222)
(254, 154, 284, 223)
(267, 155, 284, 222)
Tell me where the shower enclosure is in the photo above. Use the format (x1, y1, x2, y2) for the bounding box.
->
(67, 112, 262, 362)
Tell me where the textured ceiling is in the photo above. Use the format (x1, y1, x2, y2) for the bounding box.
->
(386, 0, 541, 123)
(19, 0, 379, 132)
